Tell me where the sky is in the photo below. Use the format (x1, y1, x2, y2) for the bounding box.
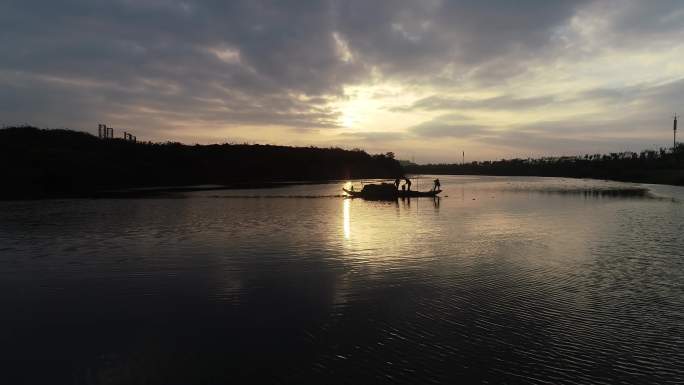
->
(2, 0, 684, 162)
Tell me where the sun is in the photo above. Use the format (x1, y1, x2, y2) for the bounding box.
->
(341, 113, 355, 128)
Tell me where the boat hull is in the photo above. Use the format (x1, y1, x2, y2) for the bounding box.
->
(343, 188, 441, 199)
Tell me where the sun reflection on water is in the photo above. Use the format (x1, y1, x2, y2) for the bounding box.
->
(343, 198, 351, 239)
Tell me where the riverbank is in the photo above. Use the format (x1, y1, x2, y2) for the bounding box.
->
(0, 126, 404, 200)
(407, 168, 684, 187)
(406, 150, 684, 187)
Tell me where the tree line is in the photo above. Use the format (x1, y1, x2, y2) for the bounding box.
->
(0, 126, 404, 199)
(406, 145, 684, 186)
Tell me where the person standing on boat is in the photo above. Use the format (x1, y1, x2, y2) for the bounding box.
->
(404, 177, 412, 191)
(394, 178, 401, 190)
(433, 178, 441, 191)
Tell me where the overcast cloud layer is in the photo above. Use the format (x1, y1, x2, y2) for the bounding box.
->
(2, 0, 684, 161)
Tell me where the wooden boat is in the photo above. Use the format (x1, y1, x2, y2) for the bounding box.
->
(343, 183, 441, 199)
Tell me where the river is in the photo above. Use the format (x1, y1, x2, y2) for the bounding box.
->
(1, 176, 682, 384)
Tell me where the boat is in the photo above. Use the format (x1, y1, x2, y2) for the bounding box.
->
(343, 183, 441, 200)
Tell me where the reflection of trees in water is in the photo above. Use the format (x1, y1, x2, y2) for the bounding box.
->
(509, 187, 652, 199)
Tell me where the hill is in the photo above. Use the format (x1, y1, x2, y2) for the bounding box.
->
(0, 126, 404, 199)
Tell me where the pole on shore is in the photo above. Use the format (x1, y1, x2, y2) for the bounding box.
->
(674, 114, 678, 149)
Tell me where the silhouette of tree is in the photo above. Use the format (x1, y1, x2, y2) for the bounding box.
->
(0, 126, 404, 199)
(406, 145, 684, 186)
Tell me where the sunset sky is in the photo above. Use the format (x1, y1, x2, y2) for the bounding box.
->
(2, 1, 684, 162)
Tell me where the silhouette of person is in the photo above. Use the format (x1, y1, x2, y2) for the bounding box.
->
(404, 177, 411, 191)
(394, 178, 400, 190)
(433, 178, 441, 191)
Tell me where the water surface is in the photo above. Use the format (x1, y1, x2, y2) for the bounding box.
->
(1, 176, 683, 384)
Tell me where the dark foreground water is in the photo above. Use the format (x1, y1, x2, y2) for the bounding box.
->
(1, 176, 683, 384)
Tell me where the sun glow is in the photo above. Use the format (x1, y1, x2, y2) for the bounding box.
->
(341, 112, 356, 128)
(335, 84, 426, 131)
(343, 198, 351, 240)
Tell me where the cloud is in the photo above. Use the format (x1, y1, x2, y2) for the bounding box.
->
(410, 114, 488, 138)
(412, 123, 487, 138)
(334, 0, 595, 83)
(1, 0, 684, 158)
(392, 94, 557, 112)
(403, 77, 684, 158)
(0, 1, 366, 133)
(480, 129, 665, 156)
(0, 1, 594, 131)
(338, 131, 406, 142)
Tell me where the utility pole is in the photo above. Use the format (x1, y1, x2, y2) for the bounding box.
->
(462, 151, 465, 165)
(674, 114, 678, 149)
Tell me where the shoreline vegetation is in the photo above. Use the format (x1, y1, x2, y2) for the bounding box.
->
(0, 126, 403, 199)
(405, 146, 684, 187)
(3, 125, 684, 200)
